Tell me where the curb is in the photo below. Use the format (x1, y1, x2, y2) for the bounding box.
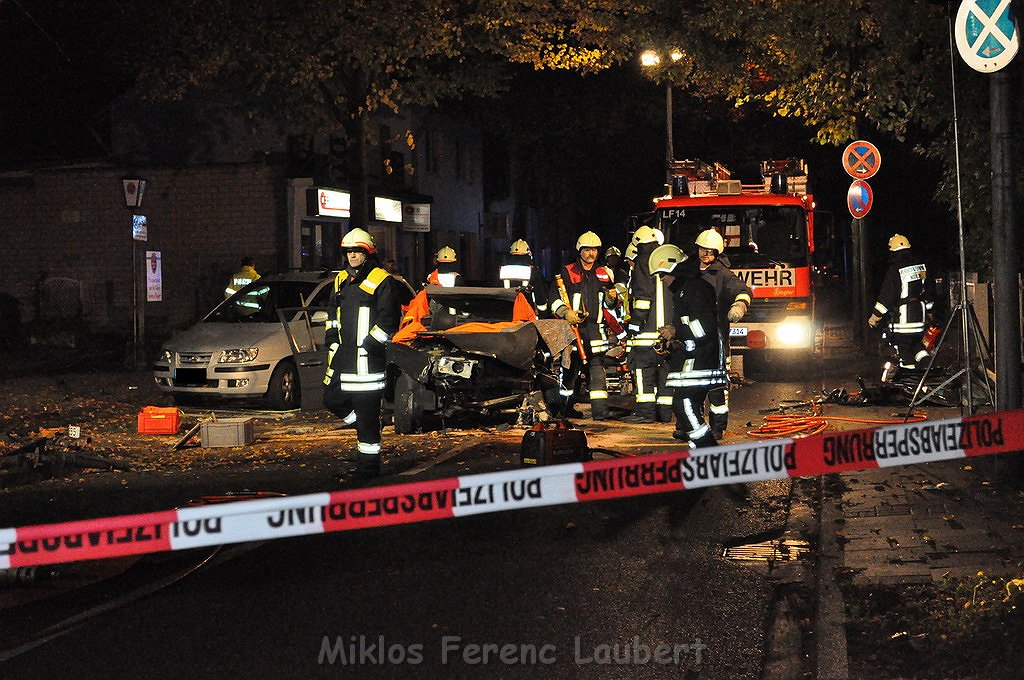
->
(815, 475, 849, 679)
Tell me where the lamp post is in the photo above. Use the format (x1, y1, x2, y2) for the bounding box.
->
(641, 49, 683, 191)
(123, 177, 147, 369)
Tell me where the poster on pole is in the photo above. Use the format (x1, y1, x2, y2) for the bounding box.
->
(146, 251, 162, 302)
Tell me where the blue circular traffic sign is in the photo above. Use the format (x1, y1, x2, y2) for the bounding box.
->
(847, 180, 873, 219)
(956, 0, 1019, 72)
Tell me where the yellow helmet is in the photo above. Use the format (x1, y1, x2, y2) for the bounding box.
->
(510, 239, 531, 255)
(436, 246, 457, 263)
(695, 229, 725, 255)
(340, 228, 376, 253)
(649, 244, 687, 275)
(624, 243, 638, 261)
(631, 225, 665, 246)
(575, 231, 602, 250)
(888, 233, 911, 251)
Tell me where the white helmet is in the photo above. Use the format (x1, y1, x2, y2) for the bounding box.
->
(695, 229, 725, 255)
(510, 239, 531, 255)
(888, 233, 911, 251)
(631, 225, 665, 246)
(341, 228, 376, 253)
(575, 231, 602, 250)
(436, 246, 457, 262)
(624, 243, 638, 261)
(605, 246, 622, 258)
(649, 244, 687, 275)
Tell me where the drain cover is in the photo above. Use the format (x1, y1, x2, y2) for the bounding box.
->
(722, 539, 811, 562)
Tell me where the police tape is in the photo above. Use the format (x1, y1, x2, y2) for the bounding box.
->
(3, 409, 1023, 569)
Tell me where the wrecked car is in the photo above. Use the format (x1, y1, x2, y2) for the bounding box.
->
(385, 285, 576, 433)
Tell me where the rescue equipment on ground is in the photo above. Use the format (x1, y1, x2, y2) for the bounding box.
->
(520, 419, 590, 466)
(923, 324, 941, 352)
(137, 406, 181, 434)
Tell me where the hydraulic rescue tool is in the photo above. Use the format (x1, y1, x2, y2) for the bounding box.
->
(554, 274, 588, 363)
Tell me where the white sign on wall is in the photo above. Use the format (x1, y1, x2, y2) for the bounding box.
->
(317, 188, 351, 218)
(374, 196, 403, 223)
(402, 203, 431, 232)
(146, 250, 162, 302)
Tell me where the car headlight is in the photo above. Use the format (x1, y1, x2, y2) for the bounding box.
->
(774, 320, 811, 348)
(219, 348, 259, 363)
(160, 349, 173, 363)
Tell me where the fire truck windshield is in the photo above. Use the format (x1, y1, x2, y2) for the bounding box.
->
(658, 205, 807, 267)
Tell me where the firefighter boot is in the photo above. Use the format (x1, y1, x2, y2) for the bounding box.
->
(622, 402, 655, 424)
(590, 398, 609, 421)
(709, 412, 727, 441)
(355, 452, 382, 477)
(656, 406, 674, 423)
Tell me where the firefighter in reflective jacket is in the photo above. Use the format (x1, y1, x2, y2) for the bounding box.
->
(868, 233, 935, 371)
(549, 230, 620, 420)
(624, 226, 672, 423)
(651, 244, 727, 448)
(499, 239, 549, 314)
(322, 228, 401, 475)
(427, 246, 463, 287)
(696, 229, 752, 438)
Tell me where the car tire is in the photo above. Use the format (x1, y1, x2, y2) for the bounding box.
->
(266, 361, 300, 410)
(394, 371, 427, 434)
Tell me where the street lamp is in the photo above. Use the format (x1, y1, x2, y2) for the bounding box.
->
(641, 49, 683, 191)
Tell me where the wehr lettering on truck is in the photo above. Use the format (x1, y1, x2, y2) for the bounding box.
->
(648, 158, 819, 361)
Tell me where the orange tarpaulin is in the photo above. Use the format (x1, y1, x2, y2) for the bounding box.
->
(391, 289, 537, 344)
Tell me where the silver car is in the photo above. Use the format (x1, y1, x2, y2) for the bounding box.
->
(154, 271, 335, 409)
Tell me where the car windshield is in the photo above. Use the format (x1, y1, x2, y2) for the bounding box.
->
(205, 280, 318, 323)
(659, 205, 808, 267)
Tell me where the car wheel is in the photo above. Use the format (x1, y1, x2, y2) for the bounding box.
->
(266, 361, 300, 410)
(394, 371, 427, 434)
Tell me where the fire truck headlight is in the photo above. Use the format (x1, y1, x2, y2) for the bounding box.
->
(775, 320, 811, 348)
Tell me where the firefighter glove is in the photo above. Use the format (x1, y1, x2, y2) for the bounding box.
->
(727, 301, 747, 323)
(565, 309, 586, 325)
(658, 325, 676, 340)
(604, 286, 618, 304)
(867, 313, 882, 329)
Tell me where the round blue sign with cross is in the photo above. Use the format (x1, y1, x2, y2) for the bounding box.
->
(956, 0, 1019, 72)
(847, 180, 873, 219)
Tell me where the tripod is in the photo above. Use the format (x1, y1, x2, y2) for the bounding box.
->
(904, 290, 994, 419)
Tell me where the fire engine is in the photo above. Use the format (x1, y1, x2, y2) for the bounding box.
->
(650, 158, 829, 364)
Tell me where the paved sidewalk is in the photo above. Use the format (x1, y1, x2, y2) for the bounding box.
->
(832, 455, 1024, 585)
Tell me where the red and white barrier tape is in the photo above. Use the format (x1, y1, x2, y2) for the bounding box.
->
(3, 409, 1023, 569)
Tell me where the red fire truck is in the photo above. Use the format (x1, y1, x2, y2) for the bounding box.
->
(650, 158, 829, 365)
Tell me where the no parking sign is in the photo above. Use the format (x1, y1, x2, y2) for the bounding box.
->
(846, 180, 873, 219)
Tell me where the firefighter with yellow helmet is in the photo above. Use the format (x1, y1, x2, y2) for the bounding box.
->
(623, 226, 673, 423)
(427, 246, 463, 287)
(498, 238, 549, 314)
(548, 230, 621, 420)
(867, 233, 935, 376)
(695, 228, 752, 438)
(650, 244, 726, 448)
(322, 228, 402, 476)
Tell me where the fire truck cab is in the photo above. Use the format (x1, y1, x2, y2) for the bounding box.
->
(651, 159, 824, 364)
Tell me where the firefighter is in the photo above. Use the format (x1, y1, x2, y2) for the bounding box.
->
(499, 238, 549, 314)
(225, 256, 259, 298)
(650, 244, 727, 448)
(623, 226, 673, 423)
(868, 233, 935, 373)
(427, 246, 463, 287)
(549, 230, 620, 420)
(695, 229, 752, 439)
(322, 228, 402, 476)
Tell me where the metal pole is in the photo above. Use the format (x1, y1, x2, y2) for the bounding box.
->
(991, 68, 1021, 411)
(131, 236, 139, 369)
(665, 82, 674, 189)
(947, 7, 974, 411)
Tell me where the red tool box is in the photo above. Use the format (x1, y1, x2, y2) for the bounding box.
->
(520, 419, 590, 466)
(137, 406, 181, 434)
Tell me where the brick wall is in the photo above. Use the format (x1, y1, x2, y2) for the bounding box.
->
(0, 162, 286, 344)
